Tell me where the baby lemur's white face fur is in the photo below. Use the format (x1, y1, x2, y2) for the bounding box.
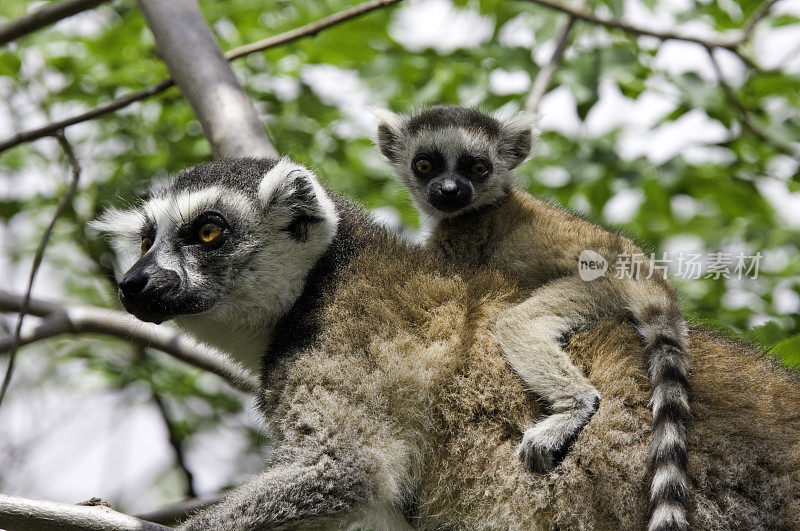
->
(92, 158, 338, 366)
(375, 107, 536, 219)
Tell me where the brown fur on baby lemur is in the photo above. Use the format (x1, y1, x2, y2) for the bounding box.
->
(96, 158, 800, 529)
(258, 196, 800, 529)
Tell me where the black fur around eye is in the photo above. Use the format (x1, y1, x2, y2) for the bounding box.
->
(457, 154, 492, 180)
(412, 152, 444, 178)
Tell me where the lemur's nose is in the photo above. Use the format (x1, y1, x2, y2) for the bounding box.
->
(119, 271, 150, 297)
(441, 179, 458, 196)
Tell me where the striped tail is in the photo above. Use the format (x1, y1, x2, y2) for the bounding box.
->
(639, 316, 691, 531)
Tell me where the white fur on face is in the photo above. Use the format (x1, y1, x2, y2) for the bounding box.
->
(391, 127, 518, 220)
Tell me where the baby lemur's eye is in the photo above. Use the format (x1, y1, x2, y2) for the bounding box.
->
(471, 162, 489, 176)
(198, 223, 223, 244)
(415, 159, 433, 174)
(140, 237, 153, 255)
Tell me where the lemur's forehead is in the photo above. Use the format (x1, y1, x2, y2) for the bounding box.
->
(405, 107, 500, 137)
(143, 186, 256, 230)
(408, 127, 498, 161)
(170, 157, 279, 197)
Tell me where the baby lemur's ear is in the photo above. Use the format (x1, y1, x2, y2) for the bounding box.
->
(370, 107, 405, 164)
(497, 111, 539, 169)
(258, 157, 338, 241)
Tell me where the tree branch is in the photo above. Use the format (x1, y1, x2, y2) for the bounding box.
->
(0, 290, 259, 395)
(137, 0, 277, 159)
(0, 131, 80, 413)
(525, 0, 590, 112)
(0, 0, 109, 46)
(519, 0, 738, 47)
(0, 493, 170, 531)
(0, 79, 175, 155)
(0, 0, 404, 155)
(224, 0, 403, 61)
(517, 0, 765, 69)
(704, 46, 800, 160)
(135, 495, 222, 526)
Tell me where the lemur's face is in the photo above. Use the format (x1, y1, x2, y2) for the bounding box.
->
(404, 128, 502, 215)
(93, 158, 338, 326)
(375, 107, 535, 219)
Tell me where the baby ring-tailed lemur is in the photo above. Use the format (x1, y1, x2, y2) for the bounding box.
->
(93, 158, 800, 529)
(375, 106, 691, 531)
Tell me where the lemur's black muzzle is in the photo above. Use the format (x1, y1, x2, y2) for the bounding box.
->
(427, 175, 473, 213)
(119, 253, 182, 324)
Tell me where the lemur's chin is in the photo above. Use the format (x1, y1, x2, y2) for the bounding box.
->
(428, 196, 474, 214)
(120, 301, 173, 325)
(120, 292, 212, 326)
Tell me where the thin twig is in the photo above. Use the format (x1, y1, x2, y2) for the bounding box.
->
(0, 79, 175, 154)
(734, 0, 782, 71)
(519, 0, 739, 47)
(0, 493, 170, 531)
(0, 0, 109, 46)
(0, 131, 80, 412)
(139, 348, 197, 498)
(0, 289, 259, 394)
(742, 0, 780, 42)
(525, 0, 590, 112)
(0, 0, 404, 154)
(224, 0, 403, 61)
(705, 46, 800, 160)
(517, 0, 765, 70)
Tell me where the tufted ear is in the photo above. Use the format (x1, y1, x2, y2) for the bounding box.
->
(369, 107, 405, 164)
(258, 158, 338, 242)
(89, 207, 145, 238)
(89, 206, 148, 273)
(497, 111, 539, 169)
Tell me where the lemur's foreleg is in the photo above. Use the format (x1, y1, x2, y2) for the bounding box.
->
(494, 276, 614, 473)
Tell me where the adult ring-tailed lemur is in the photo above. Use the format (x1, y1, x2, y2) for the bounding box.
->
(94, 157, 800, 529)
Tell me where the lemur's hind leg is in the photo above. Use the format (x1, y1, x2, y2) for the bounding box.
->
(494, 276, 619, 474)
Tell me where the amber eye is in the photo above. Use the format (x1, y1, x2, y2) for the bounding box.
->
(140, 237, 153, 255)
(471, 162, 489, 176)
(198, 223, 223, 244)
(415, 159, 433, 174)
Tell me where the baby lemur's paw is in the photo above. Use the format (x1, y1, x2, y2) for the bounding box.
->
(518, 392, 601, 474)
(517, 423, 567, 474)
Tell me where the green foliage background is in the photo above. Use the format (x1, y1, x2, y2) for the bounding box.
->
(0, 0, 798, 511)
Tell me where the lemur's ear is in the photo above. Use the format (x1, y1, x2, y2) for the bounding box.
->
(89, 207, 148, 272)
(369, 107, 404, 164)
(497, 111, 539, 169)
(258, 158, 338, 242)
(90, 207, 145, 238)
(89, 207, 146, 250)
